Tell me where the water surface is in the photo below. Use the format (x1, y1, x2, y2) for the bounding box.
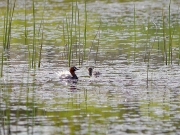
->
(0, 0, 180, 134)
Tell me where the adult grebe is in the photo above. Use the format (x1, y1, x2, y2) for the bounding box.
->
(57, 66, 79, 80)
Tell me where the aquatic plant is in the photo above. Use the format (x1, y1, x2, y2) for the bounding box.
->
(88, 20, 101, 65)
(1, 52, 4, 77)
(38, 2, 46, 68)
(3, 0, 16, 50)
(162, 8, 167, 65)
(61, 0, 89, 67)
(133, 4, 136, 61)
(31, 0, 36, 68)
(168, 0, 172, 65)
(1, 0, 16, 77)
(83, 0, 87, 61)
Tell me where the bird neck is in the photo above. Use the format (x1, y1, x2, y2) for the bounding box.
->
(71, 74, 78, 79)
(70, 71, 78, 79)
(89, 72, 92, 76)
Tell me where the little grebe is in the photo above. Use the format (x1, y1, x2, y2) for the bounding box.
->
(57, 66, 79, 80)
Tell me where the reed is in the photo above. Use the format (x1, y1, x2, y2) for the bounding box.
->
(38, 2, 46, 68)
(162, 8, 167, 65)
(173, 7, 180, 64)
(62, 0, 87, 66)
(74, 1, 82, 65)
(84, 89, 88, 102)
(60, 21, 68, 60)
(4, 0, 10, 49)
(133, 4, 136, 61)
(145, 19, 158, 88)
(24, 0, 31, 69)
(32, 0, 36, 68)
(62, 20, 66, 59)
(68, 1, 74, 67)
(38, 24, 44, 68)
(1, 0, 16, 77)
(146, 18, 150, 88)
(77, 7, 81, 65)
(24, 1, 28, 46)
(3, 0, 16, 50)
(83, 0, 87, 60)
(75, 1, 78, 58)
(95, 21, 101, 64)
(87, 20, 101, 64)
(144, 15, 156, 88)
(66, 16, 70, 63)
(179, 32, 180, 64)
(168, 0, 172, 65)
(179, 18, 180, 64)
(0, 52, 3, 77)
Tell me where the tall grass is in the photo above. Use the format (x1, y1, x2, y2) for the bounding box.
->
(66, 16, 70, 61)
(88, 20, 101, 65)
(178, 14, 180, 64)
(74, 1, 78, 58)
(1, 0, 16, 77)
(38, 25, 44, 68)
(145, 16, 150, 88)
(38, 1, 46, 68)
(77, 8, 81, 65)
(162, 8, 167, 65)
(179, 30, 180, 64)
(133, 4, 136, 61)
(32, 0, 36, 68)
(1, 52, 3, 77)
(61, 0, 89, 67)
(95, 21, 101, 64)
(3, 0, 16, 50)
(68, 1, 74, 67)
(83, 0, 87, 61)
(168, 0, 172, 65)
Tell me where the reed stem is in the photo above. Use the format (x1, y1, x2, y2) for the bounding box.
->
(162, 9, 167, 65)
(83, 0, 87, 60)
(168, 0, 172, 65)
(68, 1, 74, 67)
(32, 0, 36, 68)
(133, 4, 136, 61)
(38, 1, 46, 68)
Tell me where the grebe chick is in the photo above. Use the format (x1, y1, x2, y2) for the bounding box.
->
(88, 67, 101, 77)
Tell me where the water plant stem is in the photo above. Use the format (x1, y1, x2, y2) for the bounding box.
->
(38, 1, 46, 68)
(68, 1, 74, 67)
(133, 4, 136, 61)
(3, 0, 16, 49)
(32, 0, 36, 68)
(162, 9, 167, 65)
(83, 0, 87, 60)
(1, 52, 3, 77)
(168, 0, 172, 65)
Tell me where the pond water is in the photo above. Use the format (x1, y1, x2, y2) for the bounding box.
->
(1, 0, 180, 134)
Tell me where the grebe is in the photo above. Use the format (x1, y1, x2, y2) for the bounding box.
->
(57, 66, 79, 80)
(88, 67, 101, 77)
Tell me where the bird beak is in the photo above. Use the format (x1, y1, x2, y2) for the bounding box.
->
(74, 67, 79, 71)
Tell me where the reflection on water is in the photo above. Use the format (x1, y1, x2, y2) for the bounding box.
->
(0, 0, 180, 134)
